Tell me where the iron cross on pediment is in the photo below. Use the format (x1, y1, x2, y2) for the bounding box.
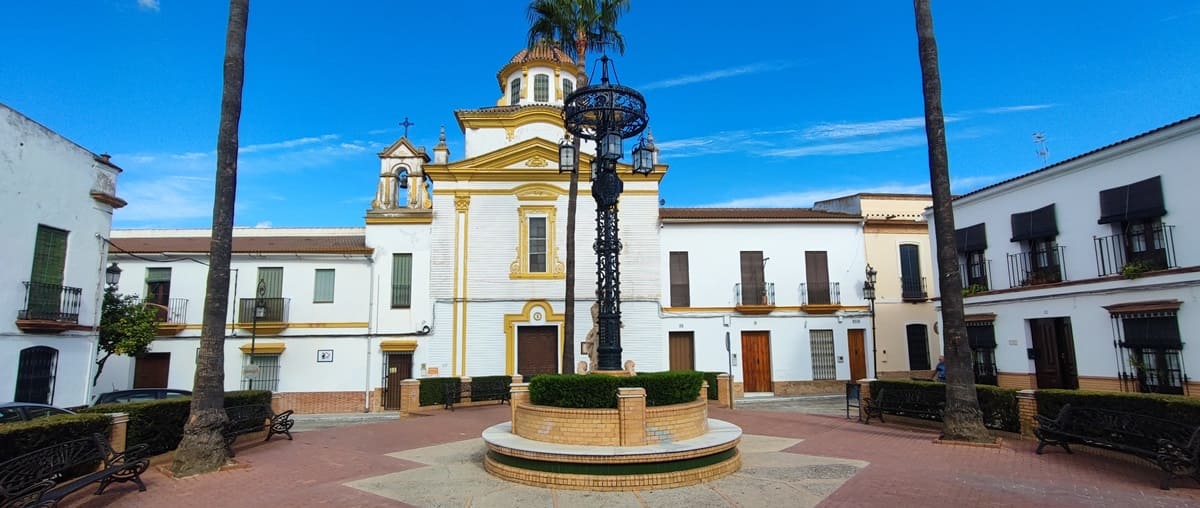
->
(399, 117, 415, 138)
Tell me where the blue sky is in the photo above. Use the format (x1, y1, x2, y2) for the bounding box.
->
(3, 1, 1197, 229)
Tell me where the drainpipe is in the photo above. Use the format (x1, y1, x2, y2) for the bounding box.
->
(87, 234, 109, 405)
(364, 256, 376, 412)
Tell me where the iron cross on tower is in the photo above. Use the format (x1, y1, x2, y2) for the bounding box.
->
(399, 117, 415, 138)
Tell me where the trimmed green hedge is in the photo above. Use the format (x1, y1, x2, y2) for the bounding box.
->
(0, 413, 112, 462)
(419, 377, 460, 406)
(470, 375, 514, 402)
(1036, 389, 1200, 423)
(82, 390, 272, 456)
(869, 379, 1019, 432)
(702, 372, 722, 400)
(529, 371, 705, 409)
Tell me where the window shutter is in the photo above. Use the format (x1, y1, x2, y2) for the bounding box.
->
(313, 269, 335, 303)
(955, 223, 987, 252)
(1122, 316, 1182, 348)
(739, 251, 764, 305)
(966, 321, 997, 349)
(509, 78, 521, 105)
(30, 225, 68, 285)
(534, 74, 549, 102)
(257, 268, 283, 298)
(392, 254, 412, 308)
(805, 251, 830, 305)
(669, 252, 690, 307)
(1010, 204, 1058, 241)
(145, 268, 172, 283)
(1098, 176, 1166, 224)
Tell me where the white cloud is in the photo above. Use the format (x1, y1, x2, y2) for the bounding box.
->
(764, 134, 929, 158)
(114, 176, 214, 226)
(975, 104, 1055, 115)
(639, 61, 796, 91)
(239, 134, 339, 154)
(254, 221, 273, 228)
(698, 174, 1012, 208)
(137, 0, 160, 12)
(801, 116, 957, 140)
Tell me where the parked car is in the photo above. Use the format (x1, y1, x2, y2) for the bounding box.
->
(0, 402, 76, 423)
(92, 389, 192, 406)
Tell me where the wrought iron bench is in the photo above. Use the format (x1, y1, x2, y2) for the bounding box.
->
(221, 404, 294, 457)
(444, 379, 511, 411)
(0, 433, 149, 508)
(862, 388, 945, 424)
(1034, 404, 1200, 490)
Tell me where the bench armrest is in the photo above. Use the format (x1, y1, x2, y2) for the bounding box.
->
(107, 442, 150, 465)
(1033, 414, 1058, 429)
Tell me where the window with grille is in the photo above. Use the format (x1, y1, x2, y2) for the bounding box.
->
(669, 251, 690, 307)
(534, 74, 549, 102)
(243, 354, 280, 392)
(313, 269, 335, 303)
(528, 217, 547, 272)
(510, 78, 521, 105)
(15, 346, 58, 404)
(810, 330, 836, 380)
(967, 321, 998, 385)
(392, 254, 412, 308)
(1114, 311, 1185, 395)
(562, 78, 574, 98)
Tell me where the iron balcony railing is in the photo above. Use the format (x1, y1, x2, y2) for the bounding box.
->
(237, 297, 290, 323)
(1093, 224, 1176, 277)
(901, 276, 927, 301)
(801, 281, 841, 305)
(139, 297, 188, 324)
(1007, 245, 1066, 287)
(735, 282, 775, 306)
(961, 259, 992, 292)
(18, 281, 83, 323)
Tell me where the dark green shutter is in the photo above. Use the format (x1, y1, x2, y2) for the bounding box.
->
(392, 254, 412, 308)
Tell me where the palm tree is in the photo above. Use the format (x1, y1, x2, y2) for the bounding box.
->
(913, 0, 991, 443)
(170, 0, 249, 477)
(526, 0, 630, 374)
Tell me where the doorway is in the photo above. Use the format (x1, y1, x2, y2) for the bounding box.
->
(133, 353, 171, 388)
(906, 324, 931, 371)
(518, 325, 558, 376)
(383, 353, 413, 410)
(669, 332, 695, 371)
(741, 331, 772, 393)
(847, 329, 867, 381)
(1031, 317, 1078, 389)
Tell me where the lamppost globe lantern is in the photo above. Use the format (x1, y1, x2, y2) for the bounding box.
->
(865, 264, 878, 285)
(558, 137, 577, 174)
(632, 139, 654, 176)
(105, 262, 122, 287)
(863, 282, 875, 301)
(599, 132, 623, 161)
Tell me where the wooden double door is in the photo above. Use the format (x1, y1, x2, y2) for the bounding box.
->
(1031, 317, 1078, 389)
(741, 331, 772, 393)
(518, 326, 559, 376)
(133, 353, 171, 388)
(383, 353, 413, 410)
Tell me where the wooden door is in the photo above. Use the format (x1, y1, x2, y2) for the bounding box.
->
(805, 251, 830, 304)
(147, 280, 171, 321)
(741, 331, 772, 393)
(906, 324, 931, 370)
(1031, 318, 1063, 389)
(847, 329, 867, 381)
(518, 326, 559, 376)
(133, 353, 170, 388)
(739, 251, 765, 305)
(1054, 318, 1079, 389)
(669, 332, 695, 371)
(383, 353, 412, 410)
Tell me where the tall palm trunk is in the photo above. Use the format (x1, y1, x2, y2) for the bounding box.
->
(561, 33, 588, 373)
(913, 0, 990, 443)
(171, 0, 249, 476)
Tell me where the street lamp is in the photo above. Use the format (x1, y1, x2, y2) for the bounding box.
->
(105, 262, 122, 288)
(863, 264, 878, 378)
(561, 54, 649, 372)
(248, 278, 267, 390)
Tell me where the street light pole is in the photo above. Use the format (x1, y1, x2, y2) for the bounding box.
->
(864, 264, 878, 378)
(249, 278, 266, 390)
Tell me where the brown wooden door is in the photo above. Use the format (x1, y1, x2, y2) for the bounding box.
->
(133, 353, 170, 388)
(518, 326, 558, 376)
(1032, 318, 1065, 389)
(740, 251, 765, 305)
(383, 353, 413, 410)
(669, 332, 695, 371)
(847, 329, 867, 381)
(741, 331, 772, 393)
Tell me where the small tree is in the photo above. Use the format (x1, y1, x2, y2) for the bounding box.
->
(95, 287, 159, 385)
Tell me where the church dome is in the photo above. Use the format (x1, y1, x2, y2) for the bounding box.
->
(507, 45, 575, 66)
(495, 45, 583, 107)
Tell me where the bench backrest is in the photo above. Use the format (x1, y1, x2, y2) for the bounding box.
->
(470, 378, 510, 402)
(225, 405, 273, 433)
(0, 435, 104, 499)
(1055, 404, 1197, 451)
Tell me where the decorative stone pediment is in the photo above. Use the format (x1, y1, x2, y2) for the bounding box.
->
(513, 183, 564, 201)
(378, 137, 430, 161)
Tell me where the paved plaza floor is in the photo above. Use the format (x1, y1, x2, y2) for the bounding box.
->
(63, 404, 1200, 507)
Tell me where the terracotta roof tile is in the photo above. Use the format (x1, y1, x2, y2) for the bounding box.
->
(659, 208, 860, 222)
(509, 46, 574, 65)
(111, 235, 372, 255)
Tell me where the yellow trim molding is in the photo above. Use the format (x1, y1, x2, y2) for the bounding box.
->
(511, 205, 565, 279)
(380, 339, 418, 352)
(504, 300, 565, 375)
(240, 342, 285, 354)
(184, 321, 369, 331)
(425, 137, 669, 184)
(514, 183, 566, 201)
(365, 215, 434, 225)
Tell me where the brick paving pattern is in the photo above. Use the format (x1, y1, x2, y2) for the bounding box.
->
(59, 404, 1200, 507)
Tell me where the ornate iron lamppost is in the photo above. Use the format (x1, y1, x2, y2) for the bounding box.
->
(559, 55, 652, 372)
(863, 264, 878, 378)
(105, 262, 122, 289)
(247, 278, 267, 389)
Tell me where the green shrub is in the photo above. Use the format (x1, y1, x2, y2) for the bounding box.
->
(0, 413, 112, 462)
(419, 377, 461, 406)
(470, 375, 513, 402)
(702, 372, 722, 400)
(868, 379, 1019, 432)
(529, 371, 705, 409)
(82, 390, 274, 456)
(1036, 389, 1200, 422)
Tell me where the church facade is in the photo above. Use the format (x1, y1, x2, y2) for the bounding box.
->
(100, 49, 891, 412)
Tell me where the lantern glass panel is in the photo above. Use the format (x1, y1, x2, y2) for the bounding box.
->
(558, 142, 577, 173)
(601, 133, 622, 160)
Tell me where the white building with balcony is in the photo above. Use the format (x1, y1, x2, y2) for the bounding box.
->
(1, 103, 126, 408)
(928, 114, 1200, 396)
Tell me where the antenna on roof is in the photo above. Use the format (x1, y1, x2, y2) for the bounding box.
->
(1032, 132, 1049, 164)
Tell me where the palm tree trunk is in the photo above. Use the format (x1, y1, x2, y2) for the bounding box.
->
(913, 0, 990, 443)
(562, 36, 588, 374)
(171, 0, 249, 476)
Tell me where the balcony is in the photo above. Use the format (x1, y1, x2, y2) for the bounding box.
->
(801, 281, 841, 313)
(237, 297, 290, 334)
(144, 298, 188, 336)
(961, 259, 992, 295)
(1093, 224, 1176, 278)
(734, 282, 775, 314)
(1007, 246, 1066, 287)
(16, 281, 83, 333)
(901, 276, 927, 301)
